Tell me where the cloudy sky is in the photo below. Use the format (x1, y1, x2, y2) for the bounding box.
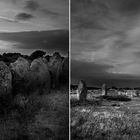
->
(0, 0, 68, 55)
(71, 0, 140, 87)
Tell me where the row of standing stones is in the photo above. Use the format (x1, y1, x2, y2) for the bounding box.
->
(0, 51, 69, 97)
(76, 80, 108, 102)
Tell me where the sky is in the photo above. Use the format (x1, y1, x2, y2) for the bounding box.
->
(71, 0, 140, 87)
(0, 0, 69, 55)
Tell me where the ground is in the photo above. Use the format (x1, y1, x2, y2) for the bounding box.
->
(0, 88, 69, 140)
(71, 90, 140, 140)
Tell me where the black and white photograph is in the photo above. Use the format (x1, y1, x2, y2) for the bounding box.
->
(0, 0, 69, 140)
(71, 0, 140, 140)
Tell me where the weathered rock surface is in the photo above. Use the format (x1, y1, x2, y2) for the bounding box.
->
(30, 58, 51, 94)
(7, 51, 68, 95)
(0, 61, 12, 95)
(10, 57, 51, 95)
(60, 57, 69, 85)
(77, 80, 87, 102)
(48, 52, 63, 88)
(102, 83, 107, 96)
(10, 57, 30, 78)
(10, 57, 30, 95)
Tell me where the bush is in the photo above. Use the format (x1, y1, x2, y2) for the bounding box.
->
(100, 95, 131, 101)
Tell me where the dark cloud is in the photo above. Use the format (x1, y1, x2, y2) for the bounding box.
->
(119, 0, 140, 16)
(15, 13, 34, 20)
(72, 60, 140, 87)
(41, 9, 59, 17)
(72, 16, 106, 30)
(71, 59, 113, 79)
(24, 0, 40, 11)
(12, 0, 17, 4)
(0, 30, 69, 54)
(71, 0, 140, 87)
(24, 0, 59, 17)
(134, 52, 140, 58)
(71, 0, 109, 30)
(72, 0, 140, 30)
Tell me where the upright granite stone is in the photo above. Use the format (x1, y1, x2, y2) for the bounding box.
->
(77, 80, 87, 102)
(102, 83, 107, 96)
(10, 57, 30, 78)
(48, 52, 63, 88)
(29, 50, 46, 61)
(60, 57, 69, 85)
(10, 57, 30, 95)
(30, 58, 51, 94)
(0, 61, 12, 95)
(10, 57, 51, 95)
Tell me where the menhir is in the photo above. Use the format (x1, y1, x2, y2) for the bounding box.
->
(48, 52, 63, 89)
(0, 61, 12, 95)
(77, 80, 87, 102)
(10, 57, 51, 95)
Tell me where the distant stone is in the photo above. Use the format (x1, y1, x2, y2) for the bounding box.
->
(0, 61, 12, 95)
(102, 83, 107, 96)
(77, 80, 87, 102)
(136, 90, 140, 97)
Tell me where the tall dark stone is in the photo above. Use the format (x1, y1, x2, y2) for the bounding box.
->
(0, 61, 12, 95)
(102, 83, 107, 96)
(77, 80, 87, 102)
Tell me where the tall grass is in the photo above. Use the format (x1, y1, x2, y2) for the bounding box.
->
(71, 107, 140, 140)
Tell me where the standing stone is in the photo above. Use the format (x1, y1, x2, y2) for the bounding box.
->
(10, 57, 30, 78)
(10, 57, 30, 95)
(77, 80, 87, 102)
(0, 61, 12, 95)
(48, 52, 63, 88)
(102, 83, 107, 96)
(29, 50, 46, 61)
(60, 57, 69, 85)
(30, 58, 51, 94)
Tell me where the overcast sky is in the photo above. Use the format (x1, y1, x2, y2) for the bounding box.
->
(0, 0, 68, 31)
(71, 0, 140, 87)
(0, 0, 68, 55)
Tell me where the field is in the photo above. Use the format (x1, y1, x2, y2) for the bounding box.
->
(0, 88, 69, 140)
(71, 89, 140, 140)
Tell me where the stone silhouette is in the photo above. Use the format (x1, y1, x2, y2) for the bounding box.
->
(102, 83, 107, 96)
(0, 61, 12, 95)
(29, 50, 46, 61)
(60, 57, 69, 85)
(0, 53, 29, 66)
(77, 80, 87, 102)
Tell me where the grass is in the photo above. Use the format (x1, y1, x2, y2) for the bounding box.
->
(71, 90, 140, 140)
(0, 87, 69, 140)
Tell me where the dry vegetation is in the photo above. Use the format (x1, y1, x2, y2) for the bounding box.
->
(71, 90, 140, 140)
(0, 88, 69, 140)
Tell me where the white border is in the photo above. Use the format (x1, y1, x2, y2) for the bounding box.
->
(69, 0, 71, 139)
